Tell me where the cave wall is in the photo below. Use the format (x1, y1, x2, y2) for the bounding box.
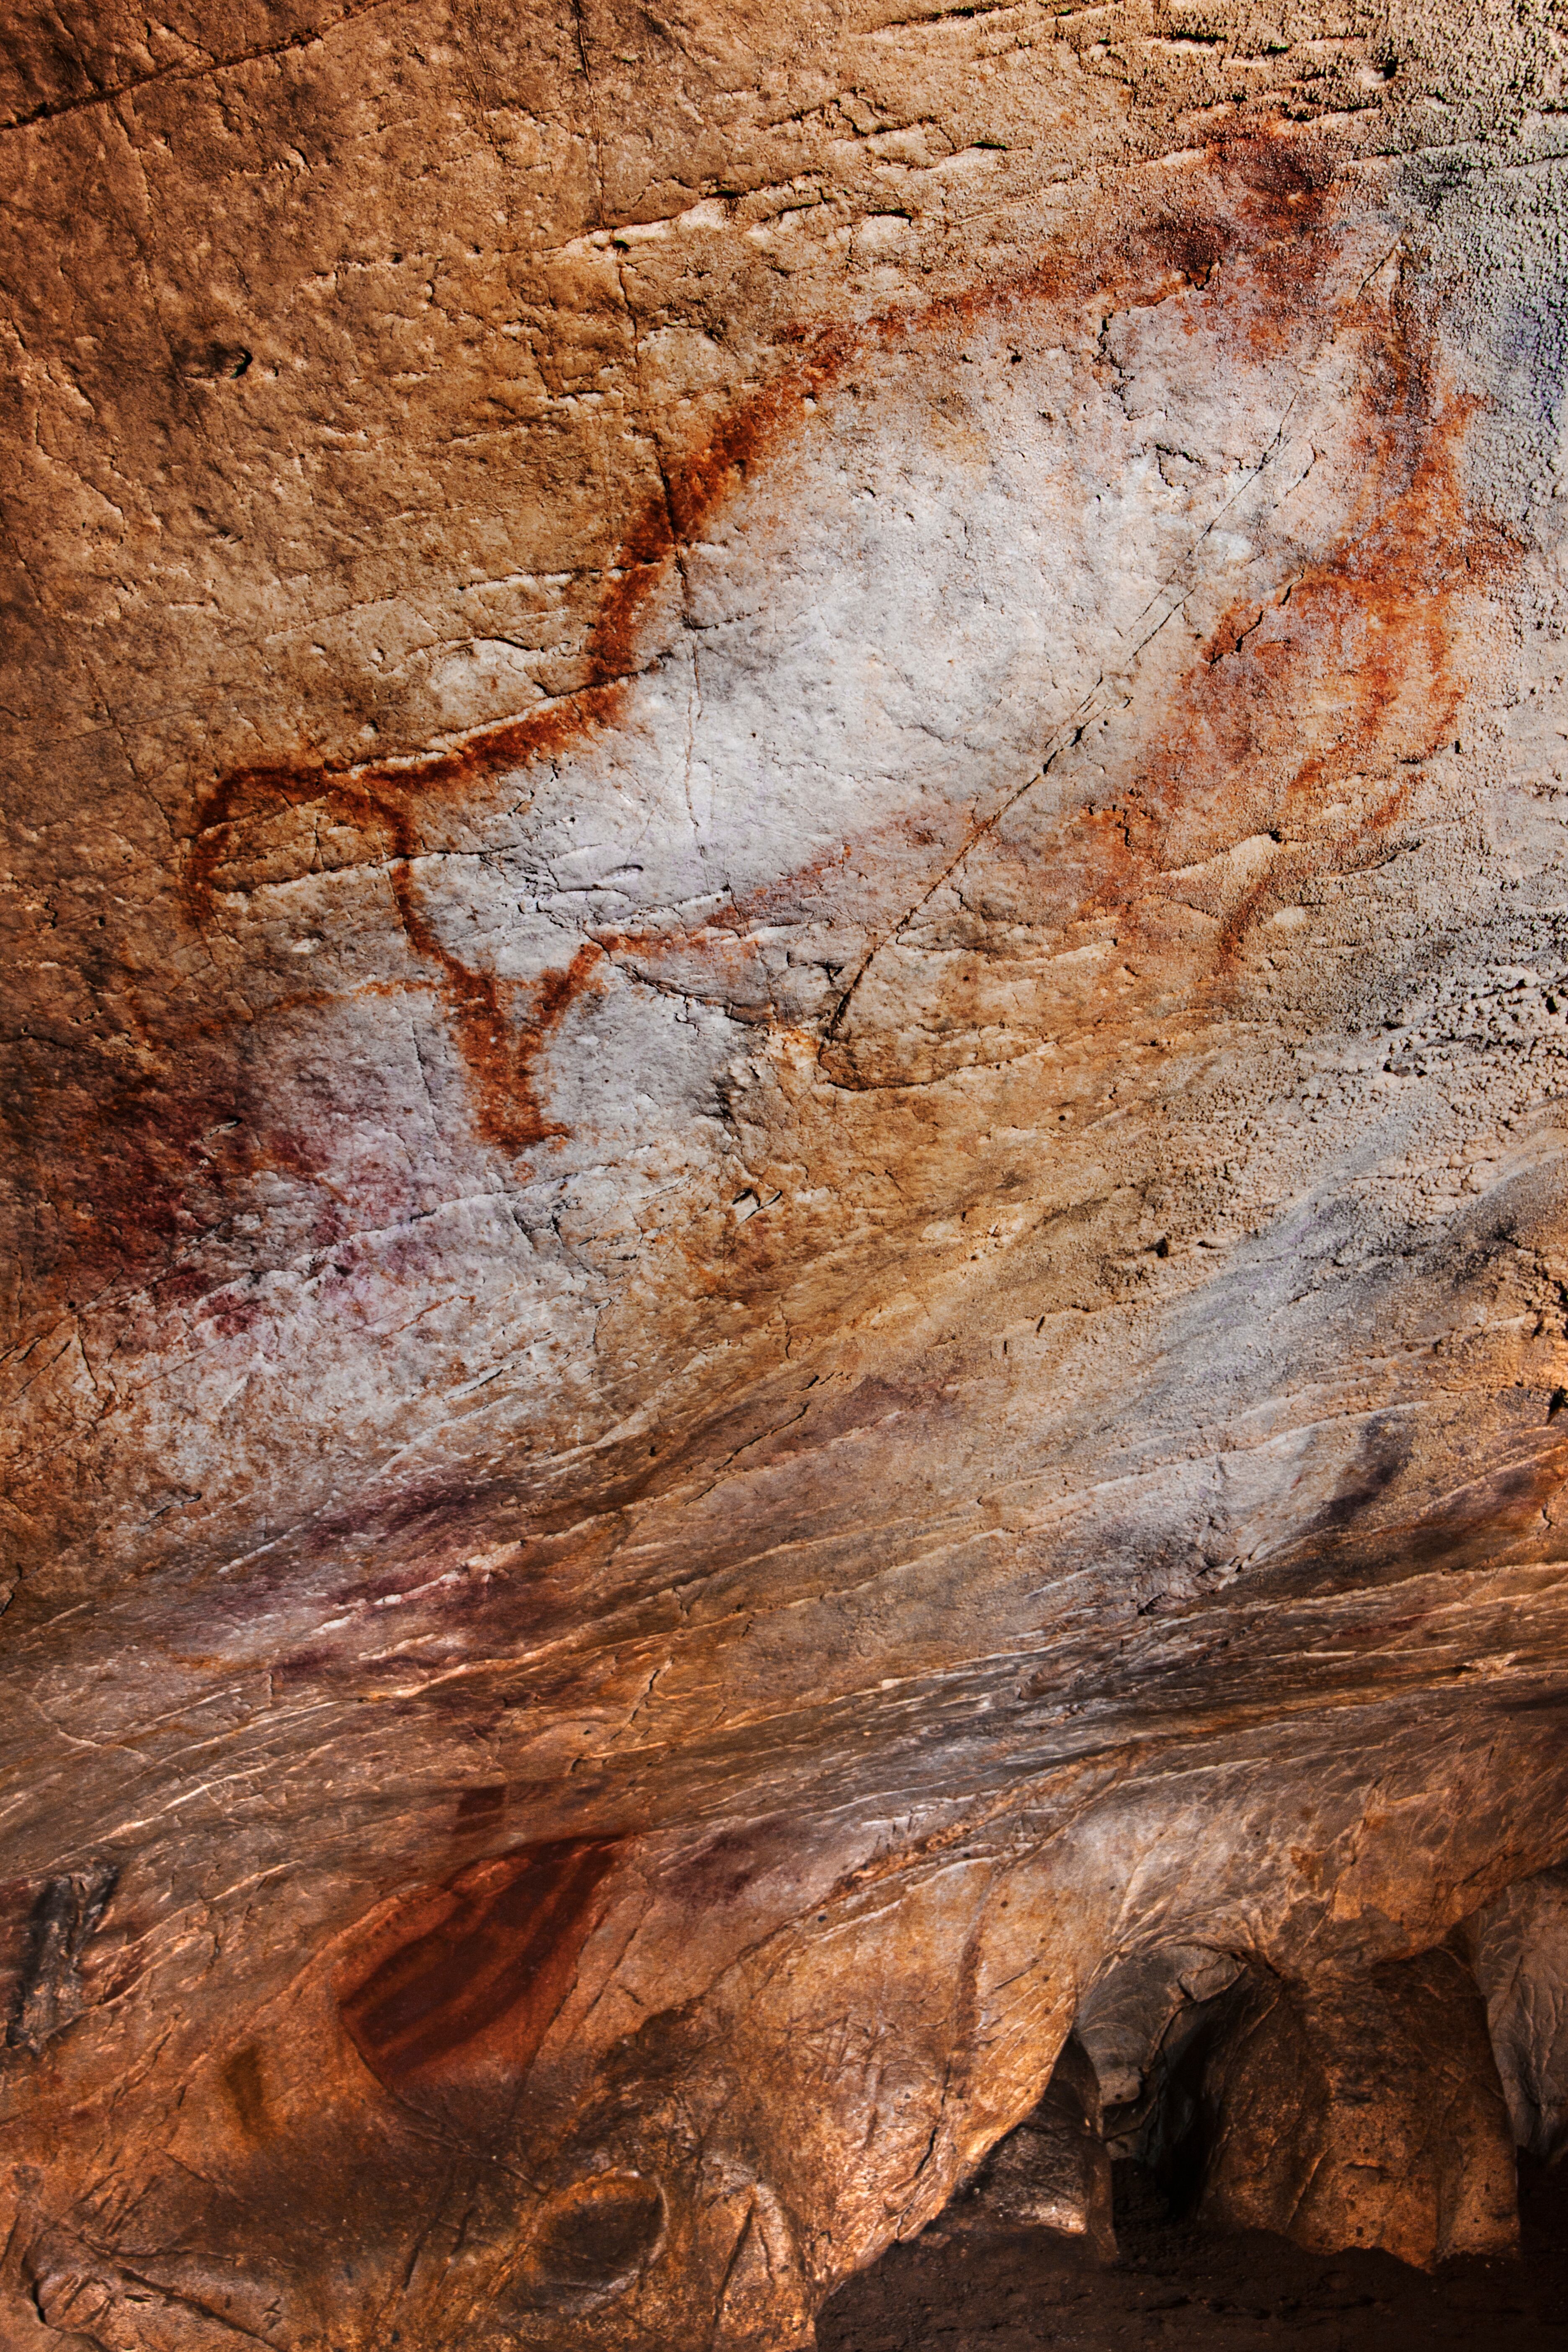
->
(6, 1, 1568, 2345)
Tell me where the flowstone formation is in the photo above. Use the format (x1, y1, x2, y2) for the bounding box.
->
(6, 1, 1568, 2344)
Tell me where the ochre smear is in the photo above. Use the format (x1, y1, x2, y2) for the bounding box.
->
(598, 312, 1514, 1088)
(336, 1837, 617, 2092)
(1112, 364, 1508, 972)
(390, 837, 604, 1156)
(182, 134, 1498, 1150)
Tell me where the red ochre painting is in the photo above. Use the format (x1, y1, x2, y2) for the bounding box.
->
(5, 13, 1568, 2351)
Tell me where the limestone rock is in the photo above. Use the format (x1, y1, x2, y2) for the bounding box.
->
(1079, 1945, 1243, 2120)
(1465, 1867, 1568, 2164)
(1194, 1955, 1520, 2268)
(939, 2032, 1115, 2259)
(5, 0, 1568, 2344)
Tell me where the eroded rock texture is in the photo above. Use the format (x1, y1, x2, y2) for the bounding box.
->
(1183, 1955, 1519, 2267)
(6, 0, 1568, 2343)
(1467, 1865, 1568, 2164)
(939, 2032, 1116, 2257)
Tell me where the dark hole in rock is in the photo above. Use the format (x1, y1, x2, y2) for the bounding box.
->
(529, 2171, 666, 2290)
(498, 2171, 668, 2317)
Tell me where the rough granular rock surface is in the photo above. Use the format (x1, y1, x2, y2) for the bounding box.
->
(1189, 1954, 1520, 2267)
(5, 2, 1568, 2347)
(1467, 1864, 1568, 2163)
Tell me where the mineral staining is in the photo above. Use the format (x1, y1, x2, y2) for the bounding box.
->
(5, 3, 1568, 2346)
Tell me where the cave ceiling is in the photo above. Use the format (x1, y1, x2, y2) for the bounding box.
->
(5, 1, 1568, 2345)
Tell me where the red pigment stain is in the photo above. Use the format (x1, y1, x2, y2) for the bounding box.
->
(0, 1014, 389, 1311)
(1110, 340, 1511, 972)
(814, 222, 1520, 1086)
(183, 136, 1359, 1155)
(336, 1837, 617, 2092)
(455, 1784, 507, 1830)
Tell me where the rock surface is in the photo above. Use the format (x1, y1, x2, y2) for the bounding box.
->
(938, 2033, 1115, 2259)
(1466, 1866, 1568, 2165)
(1190, 1954, 1520, 2268)
(5, 0, 1568, 2344)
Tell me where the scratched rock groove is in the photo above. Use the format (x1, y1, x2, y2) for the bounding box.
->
(5, 3, 1568, 2347)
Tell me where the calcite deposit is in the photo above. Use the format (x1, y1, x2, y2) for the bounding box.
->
(6, 0, 1568, 2344)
